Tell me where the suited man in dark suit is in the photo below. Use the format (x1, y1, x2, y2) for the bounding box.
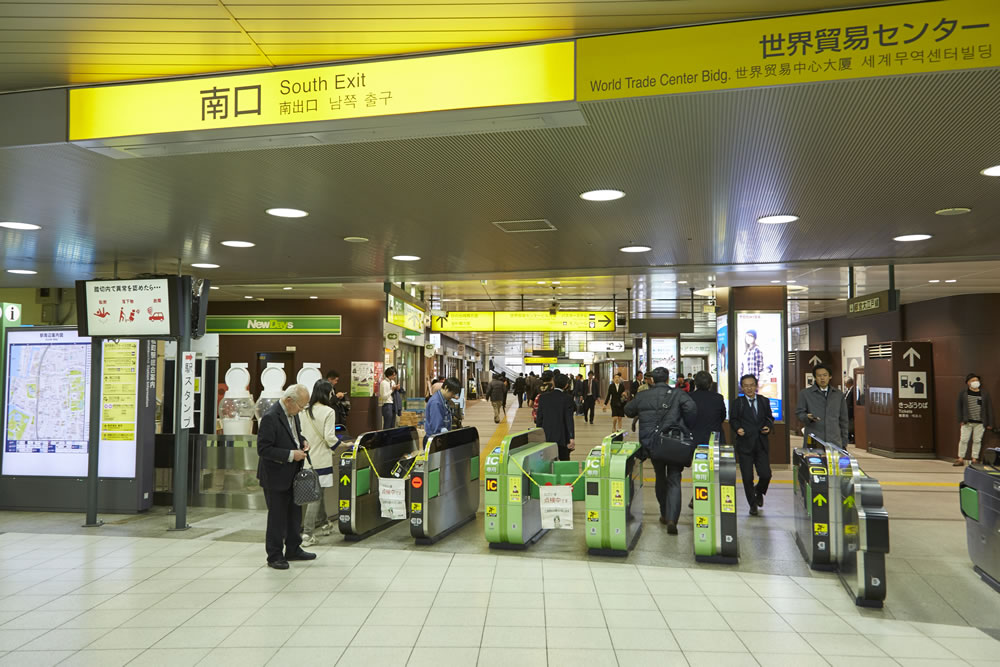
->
(257, 384, 317, 569)
(582, 371, 601, 424)
(689, 371, 727, 446)
(729, 374, 773, 517)
(535, 373, 576, 460)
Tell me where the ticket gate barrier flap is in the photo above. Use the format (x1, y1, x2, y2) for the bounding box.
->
(338, 426, 420, 541)
(484, 428, 559, 549)
(959, 452, 1000, 593)
(794, 436, 889, 608)
(585, 432, 644, 557)
(691, 433, 738, 564)
(409, 427, 480, 545)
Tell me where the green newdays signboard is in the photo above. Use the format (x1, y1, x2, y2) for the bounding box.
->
(206, 315, 341, 335)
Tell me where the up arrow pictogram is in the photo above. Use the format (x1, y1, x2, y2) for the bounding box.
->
(902, 347, 921, 367)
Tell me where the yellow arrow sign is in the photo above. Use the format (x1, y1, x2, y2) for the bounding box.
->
(340, 474, 350, 485)
(843, 496, 855, 508)
(432, 310, 615, 332)
(813, 494, 827, 507)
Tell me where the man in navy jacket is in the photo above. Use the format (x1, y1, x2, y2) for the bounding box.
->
(730, 374, 774, 516)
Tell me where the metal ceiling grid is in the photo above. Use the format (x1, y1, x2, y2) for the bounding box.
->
(0, 0, 910, 92)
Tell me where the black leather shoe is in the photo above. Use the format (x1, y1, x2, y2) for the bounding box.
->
(666, 521, 678, 535)
(286, 549, 317, 561)
(267, 560, 289, 570)
(749, 506, 759, 516)
(756, 492, 764, 508)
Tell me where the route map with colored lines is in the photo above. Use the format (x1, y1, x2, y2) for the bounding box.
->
(5, 342, 90, 454)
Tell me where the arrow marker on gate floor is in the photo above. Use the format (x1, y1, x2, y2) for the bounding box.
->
(813, 494, 827, 507)
(340, 475, 350, 485)
(903, 347, 921, 367)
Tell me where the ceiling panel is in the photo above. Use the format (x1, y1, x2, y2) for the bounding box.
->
(0, 0, 909, 92)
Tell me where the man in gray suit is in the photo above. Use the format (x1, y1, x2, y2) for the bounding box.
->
(796, 364, 849, 446)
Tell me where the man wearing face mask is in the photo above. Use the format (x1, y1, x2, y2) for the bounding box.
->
(955, 373, 995, 466)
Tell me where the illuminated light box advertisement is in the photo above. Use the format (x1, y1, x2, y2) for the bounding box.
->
(649, 337, 678, 379)
(716, 315, 729, 402)
(2, 328, 139, 479)
(736, 312, 784, 420)
(79, 277, 176, 338)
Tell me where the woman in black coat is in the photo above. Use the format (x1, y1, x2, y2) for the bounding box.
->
(689, 371, 727, 445)
(603, 373, 629, 431)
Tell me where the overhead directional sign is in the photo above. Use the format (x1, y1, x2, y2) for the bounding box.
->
(588, 340, 625, 352)
(432, 311, 615, 333)
(524, 356, 558, 365)
(495, 311, 615, 332)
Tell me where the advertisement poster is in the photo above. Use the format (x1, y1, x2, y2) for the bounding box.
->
(716, 315, 729, 402)
(736, 312, 783, 421)
(350, 361, 375, 398)
(99, 340, 140, 478)
(680, 341, 718, 378)
(649, 338, 678, 379)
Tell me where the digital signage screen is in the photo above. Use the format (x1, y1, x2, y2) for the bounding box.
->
(735, 312, 784, 421)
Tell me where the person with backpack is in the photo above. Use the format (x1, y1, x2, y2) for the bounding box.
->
(623, 367, 697, 534)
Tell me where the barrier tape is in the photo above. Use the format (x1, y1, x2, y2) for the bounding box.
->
(360, 446, 424, 482)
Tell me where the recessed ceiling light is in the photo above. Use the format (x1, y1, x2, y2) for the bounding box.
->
(536, 281, 546, 285)
(928, 279, 940, 283)
(344, 236, 369, 243)
(210, 286, 220, 290)
(266, 207, 308, 218)
(663, 281, 674, 285)
(551, 281, 561, 285)
(935, 207, 971, 216)
(580, 189, 625, 202)
(770, 280, 782, 284)
(282, 287, 293, 290)
(191, 263, 219, 269)
(893, 234, 932, 242)
(619, 245, 651, 253)
(6, 269, 36, 275)
(787, 285, 808, 293)
(309, 296, 318, 299)
(411, 282, 421, 285)
(946, 279, 958, 283)
(244, 295, 254, 299)
(0, 222, 40, 230)
(757, 214, 799, 224)
(981, 165, 1000, 177)
(221, 240, 255, 248)
(677, 280, 688, 284)
(392, 255, 420, 261)
(786, 280, 797, 284)
(837, 297, 847, 301)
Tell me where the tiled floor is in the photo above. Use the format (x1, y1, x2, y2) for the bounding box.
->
(0, 531, 996, 666)
(0, 399, 997, 666)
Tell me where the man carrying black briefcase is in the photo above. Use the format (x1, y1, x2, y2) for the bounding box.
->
(624, 367, 697, 535)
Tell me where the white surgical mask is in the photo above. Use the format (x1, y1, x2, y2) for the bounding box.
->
(971, 381, 981, 390)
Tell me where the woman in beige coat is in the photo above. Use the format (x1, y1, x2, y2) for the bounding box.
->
(298, 380, 340, 545)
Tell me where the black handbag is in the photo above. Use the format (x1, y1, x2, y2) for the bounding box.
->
(293, 452, 322, 506)
(647, 390, 696, 467)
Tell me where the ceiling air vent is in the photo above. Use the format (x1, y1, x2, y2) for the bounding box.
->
(491, 219, 557, 233)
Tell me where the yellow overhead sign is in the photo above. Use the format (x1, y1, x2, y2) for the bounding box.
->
(578, 0, 998, 101)
(432, 311, 615, 332)
(387, 295, 424, 332)
(495, 311, 615, 333)
(432, 311, 495, 332)
(69, 42, 575, 141)
(524, 357, 558, 365)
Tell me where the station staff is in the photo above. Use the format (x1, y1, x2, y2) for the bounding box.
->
(425, 378, 461, 444)
(380, 367, 398, 429)
(796, 364, 849, 446)
(730, 374, 772, 516)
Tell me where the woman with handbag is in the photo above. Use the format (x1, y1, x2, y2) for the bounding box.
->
(298, 380, 340, 546)
(624, 367, 697, 535)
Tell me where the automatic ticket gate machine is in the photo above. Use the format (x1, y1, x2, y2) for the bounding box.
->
(484, 428, 558, 549)
(584, 432, 644, 556)
(338, 426, 420, 541)
(409, 427, 481, 544)
(959, 448, 1000, 592)
(793, 436, 889, 607)
(691, 434, 739, 564)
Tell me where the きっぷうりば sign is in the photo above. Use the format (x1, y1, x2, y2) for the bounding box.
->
(68, 42, 575, 141)
(577, 0, 999, 101)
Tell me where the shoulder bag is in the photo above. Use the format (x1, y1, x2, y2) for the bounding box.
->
(293, 451, 322, 505)
(647, 389, 697, 467)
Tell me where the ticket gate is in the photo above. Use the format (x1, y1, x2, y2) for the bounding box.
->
(793, 436, 889, 607)
(409, 427, 480, 544)
(338, 426, 420, 541)
(584, 432, 644, 556)
(959, 447, 1000, 592)
(484, 428, 558, 549)
(691, 434, 739, 564)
